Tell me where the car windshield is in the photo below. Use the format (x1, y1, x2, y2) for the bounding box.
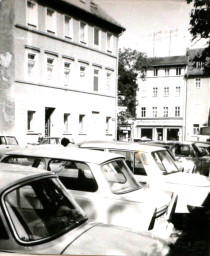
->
(4, 177, 86, 243)
(152, 150, 180, 175)
(6, 136, 18, 145)
(193, 143, 210, 156)
(102, 160, 141, 194)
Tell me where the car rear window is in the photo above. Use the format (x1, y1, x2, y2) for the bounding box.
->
(48, 160, 98, 193)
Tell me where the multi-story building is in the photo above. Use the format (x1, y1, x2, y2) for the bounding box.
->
(185, 48, 210, 141)
(0, 0, 125, 144)
(135, 56, 187, 141)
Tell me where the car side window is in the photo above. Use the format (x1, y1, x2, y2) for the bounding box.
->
(4, 157, 45, 169)
(0, 136, 6, 145)
(48, 160, 98, 192)
(133, 152, 147, 176)
(174, 145, 192, 157)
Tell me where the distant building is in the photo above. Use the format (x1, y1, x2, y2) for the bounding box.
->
(185, 48, 210, 141)
(0, 0, 125, 144)
(135, 55, 187, 141)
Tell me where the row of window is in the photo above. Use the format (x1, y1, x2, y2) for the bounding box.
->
(152, 67, 182, 77)
(141, 106, 181, 117)
(26, 49, 114, 94)
(28, 111, 112, 134)
(151, 86, 181, 97)
(26, 0, 114, 52)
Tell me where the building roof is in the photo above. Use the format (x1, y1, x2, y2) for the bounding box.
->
(186, 48, 207, 77)
(61, 0, 125, 33)
(147, 56, 187, 68)
(4, 147, 124, 165)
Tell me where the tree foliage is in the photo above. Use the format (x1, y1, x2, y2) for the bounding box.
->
(118, 48, 148, 124)
(187, 0, 210, 74)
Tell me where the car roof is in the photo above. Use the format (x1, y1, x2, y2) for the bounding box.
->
(79, 140, 166, 153)
(4, 147, 124, 165)
(0, 163, 52, 192)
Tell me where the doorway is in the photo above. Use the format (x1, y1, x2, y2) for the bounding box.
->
(45, 107, 55, 137)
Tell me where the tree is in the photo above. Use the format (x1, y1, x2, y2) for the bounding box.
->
(118, 48, 148, 124)
(187, 0, 210, 74)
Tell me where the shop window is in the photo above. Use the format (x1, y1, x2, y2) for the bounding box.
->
(165, 68, 170, 76)
(193, 124, 200, 135)
(154, 69, 158, 76)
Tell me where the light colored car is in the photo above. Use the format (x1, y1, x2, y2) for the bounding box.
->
(79, 140, 210, 214)
(170, 141, 210, 176)
(1, 147, 176, 238)
(0, 163, 170, 255)
(0, 135, 19, 158)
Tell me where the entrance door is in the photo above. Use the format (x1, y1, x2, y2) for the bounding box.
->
(45, 107, 55, 137)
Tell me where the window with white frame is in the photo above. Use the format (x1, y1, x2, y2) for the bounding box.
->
(165, 68, 170, 76)
(154, 69, 158, 76)
(27, 110, 36, 131)
(80, 65, 87, 86)
(26, 1, 38, 28)
(79, 114, 85, 133)
(176, 67, 181, 76)
(46, 8, 56, 33)
(27, 52, 37, 79)
(152, 107, 157, 117)
(153, 87, 158, 97)
(93, 69, 99, 91)
(63, 61, 71, 86)
(64, 16, 73, 39)
(175, 106, 180, 117)
(176, 86, 181, 96)
(64, 113, 70, 132)
(164, 87, 169, 96)
(163, 107, 168, 117)
(107, 33, 113, 52)
(193, 124, 199, 135)
(80, 22, 87, 44)
(106, 116, 111, 133)
(46, 56, 57, 81)
(195, 78, 201, 88)
(106, 71, 112, 94)
(141, 107, 146, 117)
(94, 27, 101, 47)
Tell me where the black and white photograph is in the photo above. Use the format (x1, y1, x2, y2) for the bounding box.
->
(0, 0, 209, 255)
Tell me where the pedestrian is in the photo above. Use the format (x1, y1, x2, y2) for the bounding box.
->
(61, 137, 78, 148)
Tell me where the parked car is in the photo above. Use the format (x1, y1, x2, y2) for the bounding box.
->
(169, 141, 210, 176)
(79, 140, 210, 214)
(0, 163, 170, 255)
(0, 147, 176, 238)
(39, 136, 61, 145)
(146, 141, 195, 173)
(0, 135, 20, 158)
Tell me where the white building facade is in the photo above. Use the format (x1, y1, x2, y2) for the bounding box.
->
(135, 56, 187, 141)
(0, 0, 125, 145)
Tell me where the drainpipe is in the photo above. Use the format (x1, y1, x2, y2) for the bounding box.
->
(115, 35, 120, 141)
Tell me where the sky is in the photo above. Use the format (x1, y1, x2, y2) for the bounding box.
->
(95, 0, 205, 57)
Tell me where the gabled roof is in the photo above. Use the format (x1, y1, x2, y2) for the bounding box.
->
(147, 56, 187, 68)
(61, 0, 125, 33)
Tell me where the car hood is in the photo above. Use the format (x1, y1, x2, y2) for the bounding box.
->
(63, 223, 169, 256)
(164, 172, 210, 187)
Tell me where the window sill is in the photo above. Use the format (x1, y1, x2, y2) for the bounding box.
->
(80, 40, 87, 45)
(105, 133, 112, 136)
(78, 133, 87, 135)
(63, 132, 72, 135)
(27, 23, 37, 28)
(65, 36, 73, 40)
(47, 30, 56, 35)
(107, 49, 113, 53)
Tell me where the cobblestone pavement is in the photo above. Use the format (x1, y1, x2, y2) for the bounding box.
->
(170, 212, 210, 256)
